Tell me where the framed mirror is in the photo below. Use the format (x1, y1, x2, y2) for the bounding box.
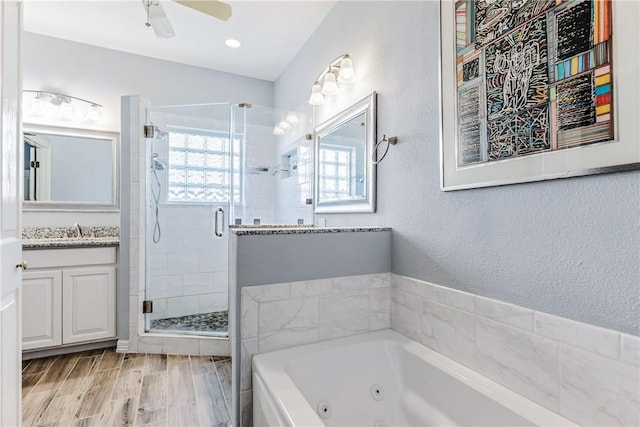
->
(314, 92, 377, 213)
(23, 124, 119, 210)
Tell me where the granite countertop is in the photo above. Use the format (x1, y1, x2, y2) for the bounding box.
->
(22, 226, 120, 249)
(231, 226, 391, 236)
(23, 238, 120, 249)
(229, 224, 314, 229)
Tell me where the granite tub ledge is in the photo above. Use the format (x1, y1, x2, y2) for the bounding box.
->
(22, 237, 120, 249)
(230, 226, 391, 236)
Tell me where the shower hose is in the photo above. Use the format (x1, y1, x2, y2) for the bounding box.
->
(151, 159, 162, 243)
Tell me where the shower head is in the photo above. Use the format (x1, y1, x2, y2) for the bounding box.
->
(151, 154, 165, 171)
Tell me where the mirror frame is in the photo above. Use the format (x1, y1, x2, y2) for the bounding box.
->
(22, 124, 120, 211)
(314, 92, 377, 214)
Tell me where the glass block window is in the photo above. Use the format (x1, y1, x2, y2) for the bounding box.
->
(318, 144, 354, 201)
(166, 128, 240, 203)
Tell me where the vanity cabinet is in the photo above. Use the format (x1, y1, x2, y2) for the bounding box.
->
(22, 270, 62, 350)
(22, 247, 117, 351)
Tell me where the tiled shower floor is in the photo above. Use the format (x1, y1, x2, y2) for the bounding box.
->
(149, 310, 228, 337)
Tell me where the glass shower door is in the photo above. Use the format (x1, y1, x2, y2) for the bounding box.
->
(143, 103, 233, 337)
(230, 104, 313, 226)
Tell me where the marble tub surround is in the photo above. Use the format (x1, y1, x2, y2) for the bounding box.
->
(391, 274, 640, 426)
(230, 226, 392, 426)
(22, 226, 120, 248)
(239, 273, 391, 426)
(230, 225, 390, 236)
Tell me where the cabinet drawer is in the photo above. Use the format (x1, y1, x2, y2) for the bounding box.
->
(24, 247, 116, 269)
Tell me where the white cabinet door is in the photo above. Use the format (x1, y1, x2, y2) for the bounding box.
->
(22, 270, 62, 350)
(62, 266, 116, 344)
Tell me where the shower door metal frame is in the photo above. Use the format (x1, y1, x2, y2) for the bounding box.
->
(142, 102, 238, 337)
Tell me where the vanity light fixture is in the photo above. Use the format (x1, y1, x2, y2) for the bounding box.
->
(337, 55, 355, 83)
(85, 104, 102, 122)
(321, 71, 339, 96)
(308, 84, 325, 106)
(23, 90, 103, 123)
(308, 54, 356, 106)
(286, 112, 299, 124)
(278, 120, 291, 130)
(58, 97, 75, 121)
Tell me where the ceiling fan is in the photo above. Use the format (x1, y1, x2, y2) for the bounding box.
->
(143, 0, 232, 38)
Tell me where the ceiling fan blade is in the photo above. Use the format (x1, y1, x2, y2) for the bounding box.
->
(174, 0, 232, 21)
(144, 1, 175, 38)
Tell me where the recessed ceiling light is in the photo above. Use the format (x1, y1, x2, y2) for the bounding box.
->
(225, 38, 241, 48)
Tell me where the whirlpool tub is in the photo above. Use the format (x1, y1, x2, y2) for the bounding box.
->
(252, 329, 575, 427)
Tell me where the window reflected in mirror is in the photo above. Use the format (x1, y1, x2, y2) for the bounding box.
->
(317, 112, 366, 203)
(314, 92, 376, 213)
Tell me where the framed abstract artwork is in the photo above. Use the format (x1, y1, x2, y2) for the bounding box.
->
(439, 0, 640, 190)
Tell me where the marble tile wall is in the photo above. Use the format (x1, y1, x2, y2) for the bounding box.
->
(239, 273, 391, 426)
(391, 273, 640, 426)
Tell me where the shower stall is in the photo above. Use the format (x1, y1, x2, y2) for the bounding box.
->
(142, 102, 313, 337)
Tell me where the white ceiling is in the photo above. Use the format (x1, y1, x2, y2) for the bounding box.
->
(23, 0, 336, 81)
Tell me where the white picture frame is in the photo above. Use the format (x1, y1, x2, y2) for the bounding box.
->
(439, 0, 640, 191)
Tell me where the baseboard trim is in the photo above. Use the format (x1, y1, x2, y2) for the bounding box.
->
(22, 340, 117, 360)
(116, 340, 129, 353)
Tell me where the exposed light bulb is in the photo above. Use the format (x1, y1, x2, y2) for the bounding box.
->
(338, 56, 356, 84)
(273, 126, 285, 136)
(308, 83, 325, 106)
(321, 72, 339, 96)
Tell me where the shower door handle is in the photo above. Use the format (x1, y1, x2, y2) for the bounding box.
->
(214, 208, 224, 238)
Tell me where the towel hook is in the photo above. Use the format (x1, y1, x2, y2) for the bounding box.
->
(372, 135, 398, 164)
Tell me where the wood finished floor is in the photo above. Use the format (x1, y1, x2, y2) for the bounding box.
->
(21, 349, 232, 427)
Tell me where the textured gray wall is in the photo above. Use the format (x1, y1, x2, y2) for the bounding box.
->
(235, 231, 391, 286)
(274, 2, 640, 335)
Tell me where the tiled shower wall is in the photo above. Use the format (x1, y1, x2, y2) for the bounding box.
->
(147, 205, 229, 321)
(274, 141, 313, 225)
(391, 273, 639, 427)
(239, 273, 391, 426)
(234, 120, 278, 225)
